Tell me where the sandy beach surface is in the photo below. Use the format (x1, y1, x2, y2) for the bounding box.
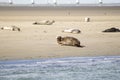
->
(0, 6, 120, 60)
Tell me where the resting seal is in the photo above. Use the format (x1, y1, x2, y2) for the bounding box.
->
(56, 36, 82, 47)
(1, 26, 20, 31)
(62, 28, 81, 34)
(102, 27, 120, 32)
(33, 20, 55, 25)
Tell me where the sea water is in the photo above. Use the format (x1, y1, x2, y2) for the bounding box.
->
(0, 56, 120, 80)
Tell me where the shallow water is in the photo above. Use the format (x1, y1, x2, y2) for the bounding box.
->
(0, 56, 120, 80)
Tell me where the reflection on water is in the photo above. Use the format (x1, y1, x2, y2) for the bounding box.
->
(0, 56, 120, 80)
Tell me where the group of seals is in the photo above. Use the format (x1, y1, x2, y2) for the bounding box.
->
(57, 27, 120, 47)
(62, 28, 81, 34)
(56, 36, 83, 47)
(1, 22, 119, 48)
(33, 20, 55, 25)
(102, 27, 120, 32)
(0, 26, 20, 31)
(60, 28, 81, 47)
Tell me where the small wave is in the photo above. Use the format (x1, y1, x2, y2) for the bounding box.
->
(0, 56, 120, 80)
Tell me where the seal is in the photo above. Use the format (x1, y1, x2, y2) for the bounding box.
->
(1, 26, 20, 31)
(102, 27, 120, 32)
(33, 20, 55, 25)
(62, 28, 81, 34)
(56, 36, 82, 47)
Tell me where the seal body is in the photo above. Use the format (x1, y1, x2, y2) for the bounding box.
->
(62, 28, 81, 34)
(102, 27, 120, 32)
(56, 36, 81, 47)
(1, 26, 20, 31)
(33, 20, 55, 25)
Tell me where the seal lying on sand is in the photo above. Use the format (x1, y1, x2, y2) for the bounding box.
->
(62, 28, 81, 34)
(1, 26, 20, 31)
(56, 36, 83, 47)
(33, 20, 55, 25)
(102, 27, 120, 32)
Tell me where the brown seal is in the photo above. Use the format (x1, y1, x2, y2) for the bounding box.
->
(56, 36, 82, 47)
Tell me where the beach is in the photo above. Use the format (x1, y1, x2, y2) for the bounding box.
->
(0, 6, 120, 60)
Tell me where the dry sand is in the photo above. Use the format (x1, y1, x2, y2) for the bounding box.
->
(0, 6, 120, 60)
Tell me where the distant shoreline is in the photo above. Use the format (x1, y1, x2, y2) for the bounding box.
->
(0, 3, 120, 7)
(0, 5, 120, 16)
(0, 5, 120, 11)
(1, 4, 120, 7)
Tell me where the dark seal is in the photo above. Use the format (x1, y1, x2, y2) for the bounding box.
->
(102, 27, 120, 32)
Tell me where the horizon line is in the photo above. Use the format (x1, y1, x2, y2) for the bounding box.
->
(0, 3, 120, 7)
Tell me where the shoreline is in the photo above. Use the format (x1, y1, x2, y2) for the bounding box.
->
(0, 55, 120, 61)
